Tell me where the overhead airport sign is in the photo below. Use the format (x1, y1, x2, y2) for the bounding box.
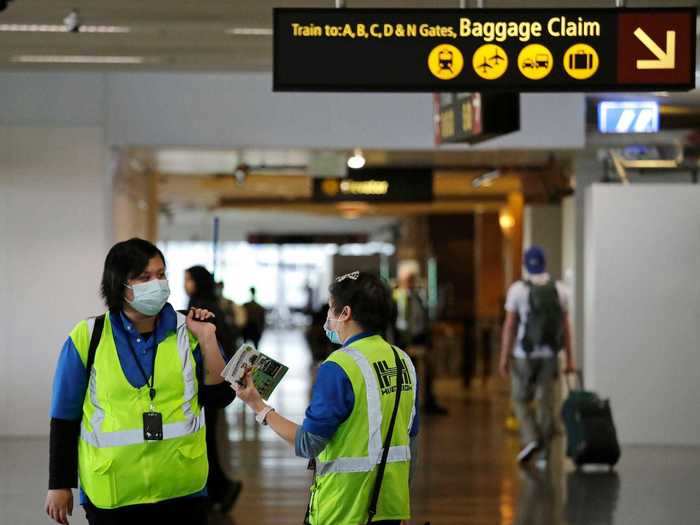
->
(273, 8, 695, 92)
(434, 92, 520, 144)
(597, 100, 659, 134)
(313, 168, 433, 203)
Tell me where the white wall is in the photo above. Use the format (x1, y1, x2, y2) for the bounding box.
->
(561, 196, 576, 357)
(584, 184, 700, 446)
(0, 127, 109, 435)
(523, 205, 563, 279)
(0, 72, 585, 150)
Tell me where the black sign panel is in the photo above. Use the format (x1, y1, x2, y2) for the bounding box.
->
(274, 8, 695, 92)
(313, 168, 433, 203)
(435, 92, 520, 144)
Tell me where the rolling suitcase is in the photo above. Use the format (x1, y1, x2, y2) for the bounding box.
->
(561, 372, 621, 467)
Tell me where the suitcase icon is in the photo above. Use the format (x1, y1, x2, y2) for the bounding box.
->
(569, 50, 593, 70)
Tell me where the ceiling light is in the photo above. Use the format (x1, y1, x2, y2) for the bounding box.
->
(499, 210, 515, 233)
(0, 24, 130, 33)
(347, 149, 366, 170)
(11, 55, 147, 64)
(225, 27, 273, 36)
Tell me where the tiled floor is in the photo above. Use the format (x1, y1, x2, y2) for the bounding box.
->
(3, 328, 699, 525)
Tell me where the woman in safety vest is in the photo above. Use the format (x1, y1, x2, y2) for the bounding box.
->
(45, 238, 234, 525)
(235, 271, 420, 525)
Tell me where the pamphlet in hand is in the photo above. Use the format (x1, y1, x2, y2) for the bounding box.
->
(221, 343, 289, 400)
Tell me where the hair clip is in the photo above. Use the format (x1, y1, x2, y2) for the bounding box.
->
(335, 271, 360, 283)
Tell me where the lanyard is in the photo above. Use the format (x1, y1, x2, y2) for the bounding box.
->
(121, 316, 158, 408)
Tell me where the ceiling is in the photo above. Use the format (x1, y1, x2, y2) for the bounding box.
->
(145, 147, 554, 174)
(0, 0, 697, 71)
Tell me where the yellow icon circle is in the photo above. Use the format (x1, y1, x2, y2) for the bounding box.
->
(321, 179, 340, 197)
(518, 44, 553, 80)
(472, 44, 508, 80)
(428, 44, 464, 80)
(563, 43, 599, 80)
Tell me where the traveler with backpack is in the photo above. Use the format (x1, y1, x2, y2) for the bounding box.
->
(498, 246, 575, 468)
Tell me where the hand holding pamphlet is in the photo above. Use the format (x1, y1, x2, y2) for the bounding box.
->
(220, 343, 288, 400)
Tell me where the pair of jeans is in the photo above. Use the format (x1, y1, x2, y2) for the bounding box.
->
(510, 356, 559, 456)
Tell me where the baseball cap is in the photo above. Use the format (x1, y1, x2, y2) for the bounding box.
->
(524, 246, 546, 274)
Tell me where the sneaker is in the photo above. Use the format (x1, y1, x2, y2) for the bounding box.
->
(517, 441, 540, 464)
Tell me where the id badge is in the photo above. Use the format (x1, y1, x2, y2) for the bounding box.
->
(143, 411, 163, 441)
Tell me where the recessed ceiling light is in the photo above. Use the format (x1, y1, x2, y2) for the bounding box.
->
(225, 27, 273, 36)
(347, 149, 366, 170)
(0, 24, 130, 33)
(11, 55, 147, 64)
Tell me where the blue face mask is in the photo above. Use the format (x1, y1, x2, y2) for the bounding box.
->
(126, 279, 170, 316)
(324, 318, 342, 345)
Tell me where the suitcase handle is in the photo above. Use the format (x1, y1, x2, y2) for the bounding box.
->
(564, 370, 584, 392)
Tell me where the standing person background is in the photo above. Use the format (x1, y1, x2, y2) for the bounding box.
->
(45, 238, 234, 525)
(242, 286, 266, 348)
(394, 272, 447, 415)
(234, 271, 419, 525)
(185, 266, 243, 514)
(215, 280, 242, 349)
(499, 245, 576, 468)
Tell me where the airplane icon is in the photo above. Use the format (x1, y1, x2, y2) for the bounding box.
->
(477, 56, 493, 74)
(489, 48, 505, 64)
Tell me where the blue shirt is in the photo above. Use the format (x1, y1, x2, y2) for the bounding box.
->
(300, 333, 420, 441)
(49, 303, 211, 502)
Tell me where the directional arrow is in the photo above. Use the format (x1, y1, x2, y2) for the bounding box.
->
(634, 27, 676, 70)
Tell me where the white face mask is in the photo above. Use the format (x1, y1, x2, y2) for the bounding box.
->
(126, 279, 170, 316)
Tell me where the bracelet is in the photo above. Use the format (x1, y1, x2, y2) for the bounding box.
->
(255, 405, 275, 426)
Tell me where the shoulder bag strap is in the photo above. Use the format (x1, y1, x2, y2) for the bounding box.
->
(85, 314, 105, 378)
(366, 345, 404, 525)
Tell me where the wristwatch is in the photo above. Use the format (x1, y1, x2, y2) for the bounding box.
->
(255, 405, 275, 426)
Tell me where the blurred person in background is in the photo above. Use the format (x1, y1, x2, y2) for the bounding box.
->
(305, 304, 335, 364)
(394, 272, 447, 415)
(185, 266, 243, 513)
(242, 286, 266, 348)
(45, 239, 233, 525)
(499, 245, 575, 469)
(215, 281, 242, 349)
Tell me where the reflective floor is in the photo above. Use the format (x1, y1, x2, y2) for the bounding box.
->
(2, 328, 699, 525)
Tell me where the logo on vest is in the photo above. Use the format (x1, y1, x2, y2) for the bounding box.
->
(373, 358, 412, 395)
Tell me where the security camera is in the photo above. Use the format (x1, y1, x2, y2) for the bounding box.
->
(64, 9, 81, 33)
(233, 164, 249, 185)
(0, 0, 15, 13)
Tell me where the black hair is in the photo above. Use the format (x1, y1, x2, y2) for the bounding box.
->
(186, 265, 216, 301)
(101, 238, 166, 312)
(328, 272, 392, 334)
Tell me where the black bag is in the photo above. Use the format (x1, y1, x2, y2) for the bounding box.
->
(561, 372, 621, 467)
(86, 314, 106, 377)
(522, 280, 563, 354)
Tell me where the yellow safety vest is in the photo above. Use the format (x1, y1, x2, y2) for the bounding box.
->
(71, 312, 207, 509)
(308, 335, 417, 525)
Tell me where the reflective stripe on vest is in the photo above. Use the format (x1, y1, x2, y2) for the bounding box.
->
(315, 346, 417, 475)
(79, 312, 200, 448)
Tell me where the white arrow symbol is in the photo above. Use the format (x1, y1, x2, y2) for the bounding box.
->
(634, 27, 676, 70)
